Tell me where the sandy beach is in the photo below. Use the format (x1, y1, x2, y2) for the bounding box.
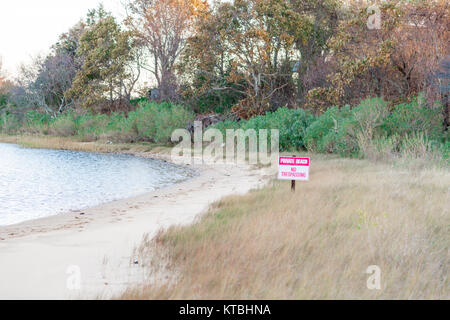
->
(0, 151, 272, 299)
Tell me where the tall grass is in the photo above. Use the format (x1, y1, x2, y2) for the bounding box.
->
(120, 156, 450, 299)
(0, 102, 195, 144)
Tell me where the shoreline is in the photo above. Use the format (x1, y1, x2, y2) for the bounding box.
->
(0, 136, 273, 299)
(0, 139, 197, 235)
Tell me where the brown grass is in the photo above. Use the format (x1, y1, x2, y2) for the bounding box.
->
(121, 156, 449, 299)
(0, 134, 171, 155)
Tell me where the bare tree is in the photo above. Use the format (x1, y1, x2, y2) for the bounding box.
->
(0, 57, 13, 110)
(10, 50, 78, 116)
(125, 0, 202, 101)
(0, 56, 7, 87)
(0, 57, 3, 78)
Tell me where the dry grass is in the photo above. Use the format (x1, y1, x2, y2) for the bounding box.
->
(0, 134, 171, 155)
(2, 134, 447, 299)
(121, 156, 449, 299)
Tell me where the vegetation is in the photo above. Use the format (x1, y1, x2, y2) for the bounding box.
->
(1, 95, 447, 166)
(0, 0, 448, 301)
(0, 102, 194, 144)
(66, 7, 141, 113)
(1, 1, 447, 164)
(0, 0, 447, 119)
(121, 156, 449, 299)
(213, 97, 448, 164)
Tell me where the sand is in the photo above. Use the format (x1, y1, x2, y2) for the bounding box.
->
(0, 153, 273, 299)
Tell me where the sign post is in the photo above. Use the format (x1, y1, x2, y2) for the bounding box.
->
(278, 156, 310, 192)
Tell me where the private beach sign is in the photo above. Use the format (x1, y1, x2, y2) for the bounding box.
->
(278, 156, 310, 181)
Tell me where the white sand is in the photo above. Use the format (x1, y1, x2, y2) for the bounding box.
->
(0, 155, 272, 299)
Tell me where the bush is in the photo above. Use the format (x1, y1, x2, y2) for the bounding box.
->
(0, 112, 21, 134)
(76, 113, 111, 141)
(384, 96, 444, 141)
(1, 94, 446, 167)
(49, 112, 77, 136)
(305, 105, 353, 153)
(132, 102, 195, 144)
(245, 108, 316, 151)
(0, 102, 195, 144)
(24, 111, 52, 135)
(214, 107, 316, 152)
(306, 98, 390, 157)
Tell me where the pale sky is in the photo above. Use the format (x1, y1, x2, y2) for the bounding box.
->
(0, 0, 125, 76)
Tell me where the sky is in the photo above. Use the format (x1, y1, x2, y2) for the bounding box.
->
(0, 0, 125, 76)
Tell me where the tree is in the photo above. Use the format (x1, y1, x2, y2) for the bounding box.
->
(66, 7, 141, 112)
(177, 4, 244, 113)
(126, 0, 207, 101)
(0, 57, 5, 94)
(289, 0, 339, 105)
(11, 55, 53, 114)
(0, 58, 13, 109)
(5, 22, 86, 116)
(180, 0, 339, 118)
(307, 0, 449, 112)
(0, 57, 4, 82)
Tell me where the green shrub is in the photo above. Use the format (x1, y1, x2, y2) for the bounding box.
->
(305, 105, 352, 153)
(441, 140, 449, 162)
(320, 116, 359, 156)
(0, 101, 195, 144)
(0, 94, 8, 107)
(213, 120, 242, 133)
(306, 98, 389, 157)
(132, 102, 195, 144)
(214, 107, 316, 152)
(384, 97, 444, 141)
(24, 111, 52, 134)
(49, 112, 77, 136)
(245, 108, 316, 151)
(352, 97, 389, 134)
(76, 113, 111, 141)
(0, 112, 21, 134)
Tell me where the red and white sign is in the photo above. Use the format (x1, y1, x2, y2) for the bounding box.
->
(278, 156, 310, 181)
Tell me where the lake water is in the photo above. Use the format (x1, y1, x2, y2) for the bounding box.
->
(0, 143, 196, 226)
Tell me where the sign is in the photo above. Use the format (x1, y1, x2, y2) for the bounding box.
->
(278, 156, 310, 181)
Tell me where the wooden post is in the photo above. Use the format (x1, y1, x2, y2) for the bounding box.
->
(291, 155, 296, 192)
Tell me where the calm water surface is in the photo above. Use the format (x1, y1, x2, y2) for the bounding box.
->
(0, 143, 196, 226)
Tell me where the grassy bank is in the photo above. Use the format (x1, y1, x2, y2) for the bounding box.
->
(0, 134, 174, 155)
(121, 155, 449, 299)
(0, 102, 194, 144)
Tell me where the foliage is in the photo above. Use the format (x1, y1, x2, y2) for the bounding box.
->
(214, 107, 316, 151)
(4, 22, 85, 117)
(180, 0, 339, 117)
(126, 0, 207, 101)
(0, 101, 194, 144)
(0, 112, 21, 134)
(66, 7, 139, 112)
(132, 102, 195, 143)
(304, 96, 446, 159)
(212, 95, 447, 160)
(384, 96, 445, 141)
(0, 59, 12, 108)
(308, 0, 450, 111)
(49, 112, 78, 136)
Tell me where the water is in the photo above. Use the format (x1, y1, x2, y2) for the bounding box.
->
(0, 143, 196, 226)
